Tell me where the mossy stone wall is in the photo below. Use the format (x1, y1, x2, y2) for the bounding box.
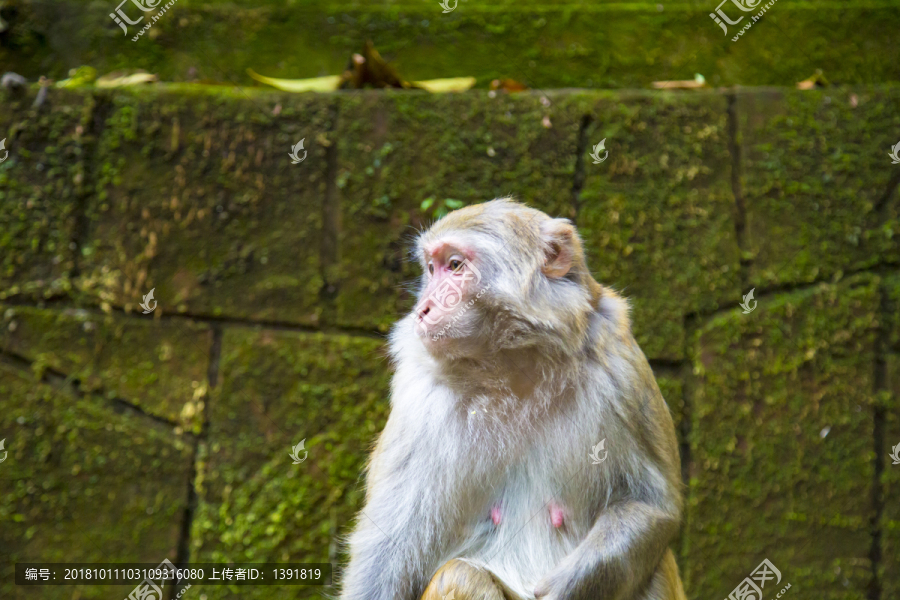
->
(2, 1, 899, 89)
(1, 84, 899, 600)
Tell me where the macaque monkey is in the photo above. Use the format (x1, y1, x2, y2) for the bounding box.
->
(340, 199, 686, 600)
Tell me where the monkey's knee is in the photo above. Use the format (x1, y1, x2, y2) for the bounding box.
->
(420, 559, 507, 600)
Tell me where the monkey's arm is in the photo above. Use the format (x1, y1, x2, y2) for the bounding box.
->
(340, 412, 453, 600)
(536, 362, 682, 600)
(534, 499, 679, 600)
(340, 449, 424, 599)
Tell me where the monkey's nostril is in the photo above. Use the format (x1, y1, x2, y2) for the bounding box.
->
(421, 306, 430, 316)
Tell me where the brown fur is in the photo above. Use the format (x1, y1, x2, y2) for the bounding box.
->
(420, 560, 509, 600)
(659, 550, 688, 600)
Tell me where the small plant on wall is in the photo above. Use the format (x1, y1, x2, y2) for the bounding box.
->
(421, 197, 465, 220)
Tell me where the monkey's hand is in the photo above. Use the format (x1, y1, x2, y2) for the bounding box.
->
(533, 564, 582, 600)
(533, 500, 679, 600)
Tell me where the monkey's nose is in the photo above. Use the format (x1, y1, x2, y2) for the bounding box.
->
(417, 302, 433, 321)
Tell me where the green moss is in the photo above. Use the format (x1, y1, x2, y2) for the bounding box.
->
(685, 274, 880, 599)
(6, 84, 896, 361)
(80, 87, 331, 323)
(330, 90, 581, 332)
(579, 91, 741, 360)
(189, 327, 390, 599)
(0, 366, 192, 600)
(883, 273, 900, 352)
(882, 351, 900, 600)
(740, 88, 900, 287)
(881, 275, 900, 599)
(0, 305, 211, 427)
(3, 75, 900, 600)
(0, 89, 94, 300)
(3, 2, 899, 90)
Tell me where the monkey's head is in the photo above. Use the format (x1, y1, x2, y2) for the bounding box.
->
(410, 198, 613, 360)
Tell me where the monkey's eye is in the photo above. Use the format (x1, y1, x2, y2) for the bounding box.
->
(449, 259, 463, 271)
(428, 263, 434, 275)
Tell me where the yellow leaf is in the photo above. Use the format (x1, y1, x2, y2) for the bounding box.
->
(248, 68, 476, 94)
(95, 71, 158, 88)
(247, 69, 341, 92)
(411, 77, 477, 93)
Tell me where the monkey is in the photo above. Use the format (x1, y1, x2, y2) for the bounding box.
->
(340, 198, 686, 600)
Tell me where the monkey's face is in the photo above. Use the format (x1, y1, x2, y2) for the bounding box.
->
(413, 238, 489, 350)
(411, 199, 603, 359)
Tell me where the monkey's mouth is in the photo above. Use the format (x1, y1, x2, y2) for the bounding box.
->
(414, 316, 456, 344)
(414, 307, 448, 332)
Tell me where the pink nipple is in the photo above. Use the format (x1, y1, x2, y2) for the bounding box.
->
(491, 504, 502, 526)
(549, 503, 564, 529)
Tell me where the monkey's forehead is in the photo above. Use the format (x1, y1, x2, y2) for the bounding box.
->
(421, 238, 476, 260)
(421, 199, 549, 246)
(417, 225, 542, 262)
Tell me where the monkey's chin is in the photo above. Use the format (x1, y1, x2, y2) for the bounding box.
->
(416, 326, 464, 352)
(419, 330, 488, 362)
(419, 329, 455, 346)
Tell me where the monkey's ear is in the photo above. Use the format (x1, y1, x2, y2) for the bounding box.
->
(540, 218, 576, 278)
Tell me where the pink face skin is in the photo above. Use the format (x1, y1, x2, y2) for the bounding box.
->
(414, 239, 478, 340)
